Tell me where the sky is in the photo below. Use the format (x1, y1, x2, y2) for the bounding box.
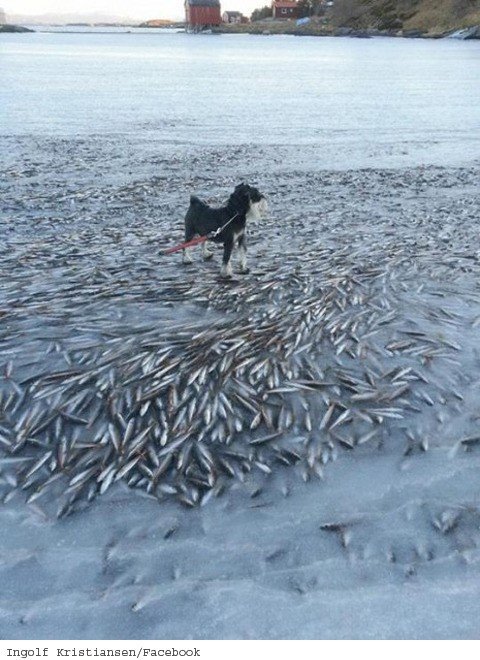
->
(4, 0, 264, 20)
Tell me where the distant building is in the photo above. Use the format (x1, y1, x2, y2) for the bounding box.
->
(185, 0, 221, 30)
(0, 7, 6, 24)
(272, 1, 299, 19)
(222, 10, 243, 23)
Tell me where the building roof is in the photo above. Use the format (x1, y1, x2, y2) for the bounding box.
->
(186, 0, 220, 6)
(272, 1, 298, 7)
(224, 10, 242, 16)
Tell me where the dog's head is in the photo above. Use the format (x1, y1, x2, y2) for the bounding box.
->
(231, 183, 268, 221)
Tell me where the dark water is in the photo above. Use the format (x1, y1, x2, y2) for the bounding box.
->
(1, 31, 479, 167)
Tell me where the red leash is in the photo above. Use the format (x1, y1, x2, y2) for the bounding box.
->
(163, 235, 208, 255)
(163, 213, 239, 256)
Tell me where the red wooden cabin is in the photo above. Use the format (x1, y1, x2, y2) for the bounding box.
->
(185, 0, 222, 30)
(272, 1, 299, 19)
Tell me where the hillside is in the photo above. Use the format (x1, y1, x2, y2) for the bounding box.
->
(329, 0, 480, 33)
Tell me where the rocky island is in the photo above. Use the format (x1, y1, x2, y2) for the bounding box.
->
(0, 24, 34, 32)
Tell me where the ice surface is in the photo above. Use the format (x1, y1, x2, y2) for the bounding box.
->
(1, 32, 480, 640)
(2, 143, 480, 638)
(1, 438, 480, 639)
(1, 33, 480, 169)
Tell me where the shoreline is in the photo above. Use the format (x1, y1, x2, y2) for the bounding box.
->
(2, 22, 479, 40)
(213, 21, 480, 40)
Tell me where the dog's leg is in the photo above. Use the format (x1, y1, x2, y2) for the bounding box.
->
(202, 239, 213, 261)
(183, 247, 194, 264)
(183, 228, 195, 265)
(237, 232, 249, 274)
(220, 237, 234, 278)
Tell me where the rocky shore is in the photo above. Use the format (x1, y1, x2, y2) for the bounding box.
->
(1, 18, 478, 39)
(216, 20, 480, 39)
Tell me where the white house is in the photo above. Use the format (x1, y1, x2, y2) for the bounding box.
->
(222, 10, 243, 23)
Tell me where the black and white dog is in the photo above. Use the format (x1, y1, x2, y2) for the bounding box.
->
(183, 183, 267, 278)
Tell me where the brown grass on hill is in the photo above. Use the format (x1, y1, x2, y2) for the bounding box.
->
(403, 0, 480, 30)
(329, 0, 480, 32)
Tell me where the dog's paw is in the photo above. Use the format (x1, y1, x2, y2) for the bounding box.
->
(203, 251, 214, 261)
(238, 267, 250, 275)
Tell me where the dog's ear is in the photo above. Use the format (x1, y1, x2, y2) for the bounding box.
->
(235, 183, 250, 201)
